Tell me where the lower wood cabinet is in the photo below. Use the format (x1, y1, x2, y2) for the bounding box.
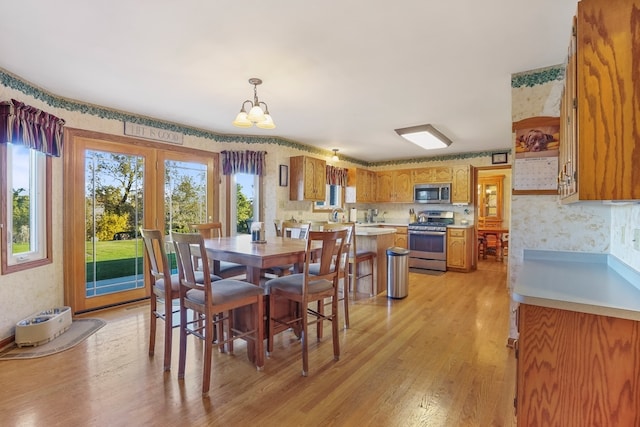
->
(516, 304, 640, 425)
(446, 227, 473, 272)
(394, 226, 407, 249)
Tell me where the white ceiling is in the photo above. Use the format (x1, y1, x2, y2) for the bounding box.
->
(1, 0, 577, 162)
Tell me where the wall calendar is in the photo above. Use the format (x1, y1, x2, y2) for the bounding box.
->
(512, 116, 560, 195)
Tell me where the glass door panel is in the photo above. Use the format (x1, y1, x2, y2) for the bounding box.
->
(164, 159, 208, 234)
(85, 150, 145, 298)
(64, 129, 219, 313)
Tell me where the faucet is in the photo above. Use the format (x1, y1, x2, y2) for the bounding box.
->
(330, 208, 344, 222)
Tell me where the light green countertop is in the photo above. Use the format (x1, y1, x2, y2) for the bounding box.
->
(513, 250, 640, 321)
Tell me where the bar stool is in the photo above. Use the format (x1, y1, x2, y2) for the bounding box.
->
(349, 231, 376, 296)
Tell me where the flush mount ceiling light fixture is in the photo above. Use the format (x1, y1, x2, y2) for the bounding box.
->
(232, 78, 276, 129)
(394, 124, 452, 150)
(331, 148, 339, 161)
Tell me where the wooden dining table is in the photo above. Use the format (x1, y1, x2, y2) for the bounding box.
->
(203, 234, 316, 361)
(477, 227, 509, 261)
(203, 234, 313, 285)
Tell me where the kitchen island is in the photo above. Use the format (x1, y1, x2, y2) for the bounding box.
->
(512, 250, 640, 425)
(354, 226, 396, 295)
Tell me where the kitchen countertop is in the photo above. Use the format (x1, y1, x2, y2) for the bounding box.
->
(513, 250, 640, 321)
(356, 222, 474, 229)
(355, 222, 408, 227)
(354, 226, 397, 236)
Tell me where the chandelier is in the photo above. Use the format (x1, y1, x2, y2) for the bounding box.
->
(232, 78, 276, 129)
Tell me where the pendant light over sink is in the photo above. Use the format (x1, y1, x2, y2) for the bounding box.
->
(232, 78, 276, 129)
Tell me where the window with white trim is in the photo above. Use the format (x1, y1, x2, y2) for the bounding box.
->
(1, 143, 51, 273)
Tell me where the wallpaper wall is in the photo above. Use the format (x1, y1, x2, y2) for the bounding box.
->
(508, 65, 640, 340)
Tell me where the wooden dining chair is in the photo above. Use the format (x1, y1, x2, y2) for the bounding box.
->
(171, 232, 264, 395)
(263, 229, 348, 376)
(483, 232, 499, 260)
(140, 228, 222, 371)
(140, 228, 179, 371)
(264, 221, 311, 278)
(190, 222, 247, 279)
(274, 220, 282, 237)
(281, 220, 311, 239)
(316, 222, 353, 329)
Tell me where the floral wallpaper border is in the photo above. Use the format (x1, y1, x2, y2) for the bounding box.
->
(1, 66, 506, 167)
(511, 64, 564, 88)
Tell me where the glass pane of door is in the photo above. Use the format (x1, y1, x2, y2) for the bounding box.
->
(164, 159, 208, 234)
(85, 151, 145, 297)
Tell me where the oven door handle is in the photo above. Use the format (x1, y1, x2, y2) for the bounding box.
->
(408, 231, 446, 236)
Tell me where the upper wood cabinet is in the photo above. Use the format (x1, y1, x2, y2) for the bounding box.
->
(346, 168, 376, 203)
(451, 165, 473, 204)
(376, 169, 412, 202)
(412, 166, 452, 184)
(478, 175, 503, 228)
(289, 156, 326, 201)
(559, 0, 640, 202)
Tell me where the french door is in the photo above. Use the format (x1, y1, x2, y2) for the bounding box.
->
(64, 129, 217, 313)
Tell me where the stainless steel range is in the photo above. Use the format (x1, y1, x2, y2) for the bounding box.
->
(408, 210, 454, 272)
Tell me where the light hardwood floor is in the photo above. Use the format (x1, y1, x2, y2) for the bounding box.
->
(0, 260, 516, 427)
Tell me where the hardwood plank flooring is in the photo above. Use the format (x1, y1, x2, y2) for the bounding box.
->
(0, 260, 515, 427)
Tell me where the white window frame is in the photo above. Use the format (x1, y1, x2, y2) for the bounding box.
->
(230, 173, 260, 236)
(313, 184, 344, 212)
(1, 143, 52, 274)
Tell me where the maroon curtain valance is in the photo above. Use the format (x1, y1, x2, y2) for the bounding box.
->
(221, 150, 267, 176)
(326, 165, 348, 186)
(0, 99, 65, 157)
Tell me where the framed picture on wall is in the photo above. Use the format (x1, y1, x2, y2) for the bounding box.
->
(279, 165, 288, 187)
(492, 152, 508, 164)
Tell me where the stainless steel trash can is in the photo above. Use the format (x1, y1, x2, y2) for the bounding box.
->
(386, 247, 409, 299)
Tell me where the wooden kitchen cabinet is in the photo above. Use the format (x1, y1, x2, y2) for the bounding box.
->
(289, 155, 326, 201)
(412, 166, 452, 184)
(451, 165, 473, 204)
(558, 0, 640, 202)
(346, 168, 376, 203)
(394, 226, 408, 249)
(376, 169, 412, 202)
(516, 304, 640, 425)
(446, 227, 473, 272)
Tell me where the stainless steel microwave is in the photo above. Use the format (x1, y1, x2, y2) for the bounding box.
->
(414, 183, 451, 204)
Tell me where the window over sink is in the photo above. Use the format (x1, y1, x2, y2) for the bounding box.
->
(312, 184, 344, 212)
